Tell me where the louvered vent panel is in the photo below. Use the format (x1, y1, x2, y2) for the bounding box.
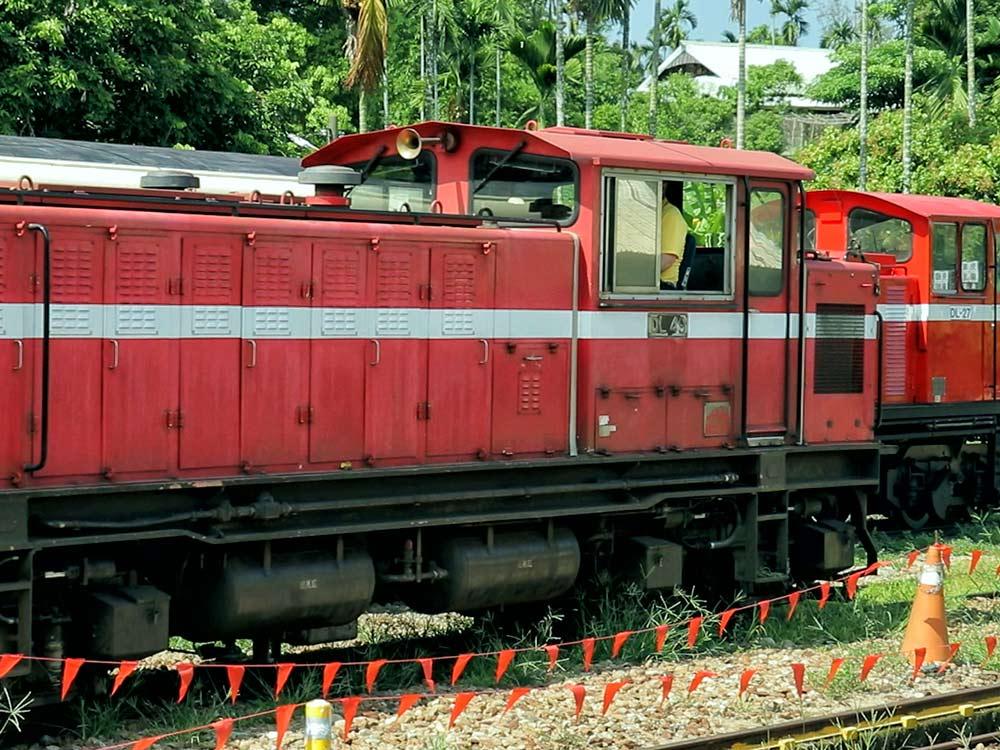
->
(52, 241, 96, 298)
(117, 241, 159, 298)
(814, 303, 865, 394)
(321, 249, 363, 304)
(193, 247, 232, 300)
(442, 254, 476, 306)
(376, 253, 413, 306)
(0, 238, 7, 296)
(254, 248, 293, 303)
(882, 286, 907, 397)
(518, 370, 543, 415)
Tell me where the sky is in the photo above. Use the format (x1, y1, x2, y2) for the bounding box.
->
(628, 0, 824, 48)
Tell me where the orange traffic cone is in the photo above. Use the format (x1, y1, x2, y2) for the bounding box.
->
(901, 542, 950, 666)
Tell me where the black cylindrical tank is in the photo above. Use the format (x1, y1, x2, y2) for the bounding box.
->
(412, 528, 580, 612)
(176, 549, 375, 640)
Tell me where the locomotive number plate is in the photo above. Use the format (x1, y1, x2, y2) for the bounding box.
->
(949, 306, 973, 320)
(648, 312, 688, 338)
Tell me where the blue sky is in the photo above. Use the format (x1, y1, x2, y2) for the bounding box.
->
(629, 0, 824, 47)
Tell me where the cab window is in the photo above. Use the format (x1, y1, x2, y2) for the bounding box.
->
(749, 189, 785, 295)
(961, 223, 987, 292)
(347, 152, 435, 212)
(469, 149, 577, 222)
(932, 222, 958, 293)
(848, 209, 913, 261)
(602, 172, 733, 296)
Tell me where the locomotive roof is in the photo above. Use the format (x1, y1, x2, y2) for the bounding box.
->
(811, 189, 1000, 221)
(304, 122, 815, 182)
(0, 134, 301, 177)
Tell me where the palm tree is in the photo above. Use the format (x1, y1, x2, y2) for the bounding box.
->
(509, 22, 586, 126)
(618, 0, 636, 131)
(772, 0, 810, 45)
(569, 0, 620, 129)
(453, 0, 500, 124)
(342, 0, 390, 133)
(966, 0, 976, 125)
(902, 0, 915, 192)
(661, 0, 697, 49)
(554, 0, 566, 125)
(491, 1, 519, 127)
(730, 0, 747, 148)
(648, 0, 662, 135)
(859, 0, 869, 190)
(820, 17, 855, 49)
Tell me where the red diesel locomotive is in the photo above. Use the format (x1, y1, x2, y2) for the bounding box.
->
(0, 122, 905, 676)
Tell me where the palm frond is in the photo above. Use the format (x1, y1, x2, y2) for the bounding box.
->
(346, 0, 389, 91)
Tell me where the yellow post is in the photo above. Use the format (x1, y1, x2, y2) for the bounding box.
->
(304, 698, 332, 750)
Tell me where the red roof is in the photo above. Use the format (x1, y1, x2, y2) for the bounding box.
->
(811, 190, 1000, 220)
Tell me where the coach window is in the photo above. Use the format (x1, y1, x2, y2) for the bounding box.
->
(749, 189, 786, 295)
(347, 152, 436, 212)
(848, 209, 913, 261)
(932, 222, 959, 294)
(469, 149, 577, 223)
(602, 172, 733, 297)
(961, 223, 987, 292)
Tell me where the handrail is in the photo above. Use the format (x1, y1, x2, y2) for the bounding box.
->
(24, 223, 50, 474)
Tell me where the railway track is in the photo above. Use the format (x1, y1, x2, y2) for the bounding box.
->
(646, 683, 1000, 750)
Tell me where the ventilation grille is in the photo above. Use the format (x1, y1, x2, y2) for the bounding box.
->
(882, 286, 907, 397)
(814, 303, 865, 394)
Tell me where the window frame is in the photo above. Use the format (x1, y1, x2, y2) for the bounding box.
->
(345, 151, 438, 212)
(959, 221, 988, 293)
(466, 147, 580, 226)
(930, 220, 961, 296)
(747, 186, 788, 298)
(598, 168, 737, 303)
(846, 208, 914, 263)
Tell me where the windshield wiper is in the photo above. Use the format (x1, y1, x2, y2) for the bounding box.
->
(473, 141, 528, 196)
(357, 145, 388, 185)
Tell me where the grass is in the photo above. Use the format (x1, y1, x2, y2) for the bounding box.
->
(69, 514, 1000, 745)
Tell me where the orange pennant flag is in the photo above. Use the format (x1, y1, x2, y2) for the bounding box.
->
(274, 663, 294, 698)
(859, 653, 883, 682)
(718, 609, 736, 636)
(111, 661, 138, 697)
(274, 704, 296, 750)
(212, 718, 233, 750)
(61, 657, 85, 701)
(996, 564, 1000, 577)
(659, 674, 674, 703)
(612, 631, 633, 658)
(654, 625, 669, 653)
(825, 657, 845, 687)
(686, 616, 703, 648)
(568, 684, 586, 718)
(970, 550, 983, 575)
(845, 571, 864, 600)
(984, 636, 997, 666)
(226, 665, 245, 704)
(366, 659, 387, 694)
(175, 663, 195, 703)
(451, 654, 473, 686)
(544, 645, 560, 672)
(132, 736, 161, 750)
(758, 600, 770, 625)
(341, 696, 361, 740)
(791, 663, 805, 697)
(601, 681, 629, 716)
(449, 692, 475, 728)
(504, 686, 531, 713)
(907, 549, 920, 568)
(321, 662, 341, 698)
(495, 650, 515, 683)
(396, 693, 421, 720)
(786, 591, 801, 621)
(941, 546, 953, 569)
(0, 654, 22, 679)
(937, 642, 961, 673)
(818, 581, 831, 609)
(911, 646, 927, 679)
(687, 670, 716, 695)
(738, 669, 755, 697)
(418, 658, 435, 692)
(581, 638, 595, 672)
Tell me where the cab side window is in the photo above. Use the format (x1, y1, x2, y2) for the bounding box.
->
(749, 189, 785, 295)
(961, 224, 987, 292)
(932, 222, 958, 294)
(602, 172, 733, 297)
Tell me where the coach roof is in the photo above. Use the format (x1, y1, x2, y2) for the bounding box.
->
(811, 189, 1000, 221)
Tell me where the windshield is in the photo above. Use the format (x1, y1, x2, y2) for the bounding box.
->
(347, 152, 435, 212)
(848, 208, 913, 261)
(469, 149, 578, 223)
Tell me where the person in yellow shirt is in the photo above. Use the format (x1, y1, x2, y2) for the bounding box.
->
(660, 199, 689, 289)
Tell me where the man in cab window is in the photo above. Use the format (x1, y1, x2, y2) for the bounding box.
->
(660, 182, 691, 290)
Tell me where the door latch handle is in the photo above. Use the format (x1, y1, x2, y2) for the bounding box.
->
(12, 340, 22, 371)
(369, 339, 381, 366)
(246, 339, 257, 368)
(479, 339, 489, 365)
(108, 339, 119, 370)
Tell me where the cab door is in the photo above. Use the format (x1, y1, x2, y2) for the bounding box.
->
(744, 182, 793, 438)
(0, 228, 34, 485)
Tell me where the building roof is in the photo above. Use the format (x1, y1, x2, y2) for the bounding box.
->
(811, 190, 1000, 220)
(639, 41, 839, 111)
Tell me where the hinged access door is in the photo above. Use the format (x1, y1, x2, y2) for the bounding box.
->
(241, 238, 311, 468)
(425, 242, 495, 458)
(364, 240, 428, 462)
(102, 233, 180, 475)
(309, 240, 368, 464)
(0, 229, 34, 485)
(179, 235, 242, 470)
(744, 181, 794, 439)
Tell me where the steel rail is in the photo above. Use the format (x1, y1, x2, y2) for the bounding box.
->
(644, 683, 1000, 750)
